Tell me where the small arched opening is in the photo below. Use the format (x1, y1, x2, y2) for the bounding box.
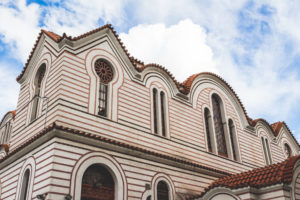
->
(81, 164, 115, 200)
(157, 181, 169, 200)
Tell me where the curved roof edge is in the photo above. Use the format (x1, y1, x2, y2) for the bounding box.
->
(193, 155, 300, 199)
(253, 119, 299, 146)
(16, 24, 299, 147)
(0, 110, 16, 125)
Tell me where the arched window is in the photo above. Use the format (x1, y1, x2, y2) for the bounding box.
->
(228, 119, 237, 161)
(94, 59, 114, 117)
(212, 94, 227, 157)
(146, 196, 151, 200)
(153, 88, 158, 134)
(261, 137, 272, 165)
(152, 89, 168, 137)
(20, 169, 30, 200)
(81, 164, 114, 200)
(284, 143, 292, 158)
(204, 108, 212, 152)
(160, 91, 166, 137)
(31, 64, 46, 121)
(157, 181, 169, 200)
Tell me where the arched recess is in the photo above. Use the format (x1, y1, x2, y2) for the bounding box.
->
(278, 128, 300, 157)
(26, 53, 52, 125)
(151, 173, 175, 200)
(257, 126, 273, 166)
(281, 138, 296, 159)
(201, 187, 239, 200)
(228, 118, 241, 161)
(189, 74, 249, 129)
(85, 49, 124, 121)
(203, 107, 217, 154)
(291, 159, 300, 200)
(15, 156, 36, 200)
(149, 80, 170, 138)
(70, 152, 127, 200)
(210, 93, 232, 159)
(0, 111, 14, 145)
(141, 190, 152, 200)
(140, 66, 180, 99)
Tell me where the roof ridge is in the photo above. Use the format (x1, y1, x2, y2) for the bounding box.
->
(15, 25, 300, 148)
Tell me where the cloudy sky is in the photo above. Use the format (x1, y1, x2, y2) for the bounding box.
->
(0, 0, 300, 142)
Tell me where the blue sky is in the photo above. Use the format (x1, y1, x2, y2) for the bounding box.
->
(0, 0, 300, 142)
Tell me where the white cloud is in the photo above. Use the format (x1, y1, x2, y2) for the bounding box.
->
(120, 19, 217, 82)
(0, 0, 41, 62)
(43, 0, 126, 35)
(0, 0, 299, 143)
(0, 62, 19, 118)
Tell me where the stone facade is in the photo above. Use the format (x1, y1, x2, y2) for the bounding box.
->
(0, 25, 299, 200)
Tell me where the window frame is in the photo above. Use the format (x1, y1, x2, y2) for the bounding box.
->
(228, 118, 239, 161)
(203, 107, 217, 153)
(30, 63, 47, 123)
(211, 93, 231, 158)
(151, 87, 169, 138)
(94, 59, 115, 119)
(261, 136, 272, 165)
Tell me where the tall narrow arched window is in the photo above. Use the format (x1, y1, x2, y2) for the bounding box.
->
(20, 169, 30, 200)
(160, 91, 166, 137)
(204, 108, 212, 152)
(228, 119, 237, 161)
(157, 181, 169, 200)
(261, 137, 272, 165)
(31, 64, 46, 122)
(153, 88, 158, 134)
(284, 143, 292, 158)
(152, 88, 168, 137)
(81, 164, 115, 200)
(265, 138, 272, 164)
(94, 59, 114, 117)
(212, 94, 227, 157)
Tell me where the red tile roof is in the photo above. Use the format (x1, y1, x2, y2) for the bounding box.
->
(187, 155, 300, 199)
(15, 25, 299, 147)
(0, 110, 16, 125)
(271, 121, 284, 136)
(42, 29, 61, 42)
(208, 155, 300, 190)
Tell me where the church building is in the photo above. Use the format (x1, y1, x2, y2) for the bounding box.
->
(0, 24, 299, 200)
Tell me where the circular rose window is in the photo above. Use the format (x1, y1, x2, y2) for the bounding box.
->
(94, 59, 114, 84)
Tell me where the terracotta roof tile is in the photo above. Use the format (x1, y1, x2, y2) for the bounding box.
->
(207, 155, 300, 189)
(15, 25, 300, 147)
(189, 155, 300, 199)
(271, 121, 284, 136)
(41, 29, 61, 42)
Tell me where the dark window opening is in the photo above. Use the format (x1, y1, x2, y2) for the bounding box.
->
(229, 119, 237, 160)
(212, 94, 227, 157)
(153, 88, 158, 134)
(157, 181, 169, 200)
(160, 91, 166, 137)
(20, 169, 30, 200)
(81, 164, 114, 200)
(265, 138, 272, 164)
(204, 108, 212, 152)
(31, 64, 46, 121)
